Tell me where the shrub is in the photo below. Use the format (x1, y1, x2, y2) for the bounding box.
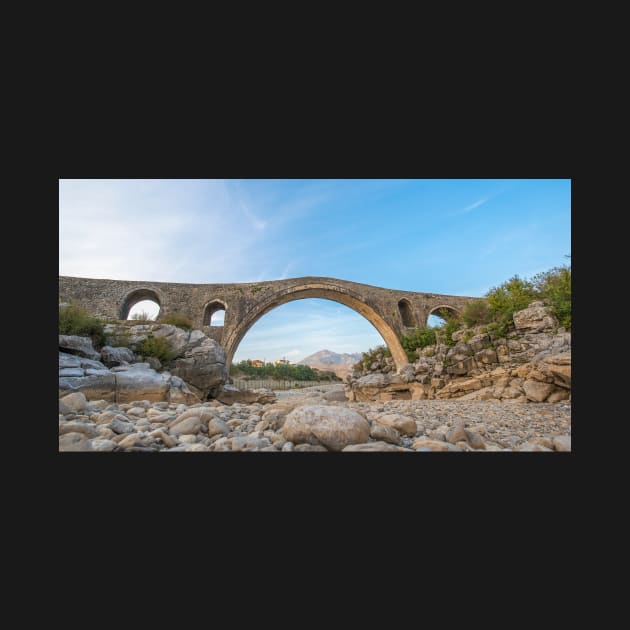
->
(400, 328, 437, 361)
(532, 265, 571, 330)
(440, 319, 460, 347)
(136, 336, 176, 364)
(131, 311, 152, 321)
(159, 313, 194, 330)
(462, 299, 492, 327)
(59, 303, 106, 348)
(486, 275, 537, 328)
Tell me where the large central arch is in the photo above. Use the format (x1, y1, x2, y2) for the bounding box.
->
(224, 282, 409, 372)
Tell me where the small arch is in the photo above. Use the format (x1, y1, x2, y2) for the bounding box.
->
(427, 304, 461, 327)
(398, 298, 415, 327)
(120, 288, 162, 320)
(203, 300, 227, 326)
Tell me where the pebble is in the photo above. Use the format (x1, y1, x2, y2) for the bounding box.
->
(59, 385, 571, 452)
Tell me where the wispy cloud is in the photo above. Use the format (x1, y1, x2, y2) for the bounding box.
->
(451, 195, 492, 216)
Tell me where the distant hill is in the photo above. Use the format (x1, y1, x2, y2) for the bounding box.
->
(298, 349, 362, 379)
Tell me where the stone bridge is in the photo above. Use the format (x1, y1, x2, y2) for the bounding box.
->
(59, 276, 478, 371)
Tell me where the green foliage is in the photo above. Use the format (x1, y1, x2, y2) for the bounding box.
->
(400, 328, 437, 361)
(355, 346, 391, 370)
(462, 299, 492, 327)
(136, 336, 176, 364)
(486, 275, 537, 329)
(107, 333, 133, 348)
(59, 304, 106, 348)
(159, 313, 194, 330)
(438, 319, 460, 347)
(486, 321, 510, 339)
(230, 361, 340, 381)
(532, 265, 571, 330)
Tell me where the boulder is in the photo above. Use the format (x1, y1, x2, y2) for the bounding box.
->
(115, 365, 171, 403)
(513, 301, 558, 332)
(59, 373, 117, 401)
(374, 414, 417, 436)
(522, 380, 555, 402)
(342, 441, 412, 452)
(369, 422, 401, 444)
(59, 432, 93, 452)
(59, 392, 87, 413)
(282, 405, 370, 451)
(552, 435, 571, 452)
(59, 352, 81, 368)
(59, 335, 101, 361)
(170, 337, 227, 399)
(100, 345, 135, 367)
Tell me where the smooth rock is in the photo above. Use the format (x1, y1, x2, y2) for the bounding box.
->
(282, 405, 370, 451)
(552, 435, 571, 452)
(59, 432, 93, 452)
(59, 335, 101, 360)
(342, 441, 411, 452)
(59, 392, 88, 413)
(369, 422, 401, 444)
(375, 414, 417, 436)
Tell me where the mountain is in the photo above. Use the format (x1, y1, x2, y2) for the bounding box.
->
(298, 349, 362, 380)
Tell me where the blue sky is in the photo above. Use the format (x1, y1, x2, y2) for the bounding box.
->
(59, 179, 571, 362)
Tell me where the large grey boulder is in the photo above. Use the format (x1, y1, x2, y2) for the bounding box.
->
(100, 345, 135, 367)
(59, 335, 101, 361)
(282, 405, 370, 451)
(59, 373, 117, 401)
(114, 364, 171, 403)
(170, 337, 227, 399)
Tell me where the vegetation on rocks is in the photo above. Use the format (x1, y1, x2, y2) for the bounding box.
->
(354, 263, 571, 370)
(463, 263, 571, 332)
(159, 313, 194, 330)
(136, 336, 176, 364)
(59, 303, 106, 348)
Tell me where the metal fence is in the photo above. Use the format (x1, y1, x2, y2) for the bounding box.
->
(231, 379, 339, 391)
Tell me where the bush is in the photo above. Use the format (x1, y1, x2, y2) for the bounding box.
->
(400, 328, 437, 361)
(462, 299, 492, 327)
(486, 275, 537, 328)
(532, 265, 571, 330)
(441, 319, 460, 346)
(59, 303, 106, 348)
(136, 336, 176, 364)
(355, 346, 391, 371)
(159, 313, 194, 330)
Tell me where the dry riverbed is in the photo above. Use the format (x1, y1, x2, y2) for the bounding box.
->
(59, 384, 571, 452)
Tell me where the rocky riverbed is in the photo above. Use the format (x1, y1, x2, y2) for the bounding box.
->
(59, 384, 571, 452)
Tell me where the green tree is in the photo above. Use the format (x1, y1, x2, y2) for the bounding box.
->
(532, 265, 571, 329)
(486, 275, 537, 328)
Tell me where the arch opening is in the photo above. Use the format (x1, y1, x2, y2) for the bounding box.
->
(427, 305, 460, 327)
(204, 300, 227, 326)
(398, 298, 415, 327)
(120, 289, 161, 320)
(226, 284, 409, 371)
